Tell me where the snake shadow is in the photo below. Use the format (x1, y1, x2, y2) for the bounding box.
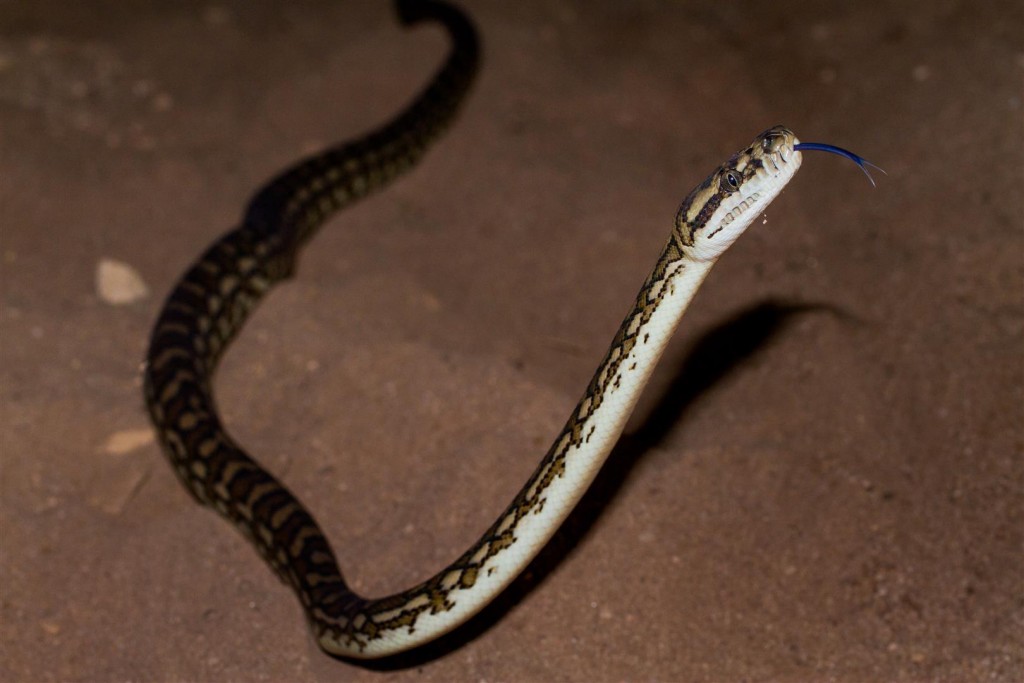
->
(350, 297, 843, 670)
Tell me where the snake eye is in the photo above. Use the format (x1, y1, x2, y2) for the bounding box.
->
(721, 170, 741, 193)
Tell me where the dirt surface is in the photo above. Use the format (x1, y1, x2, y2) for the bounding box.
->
(2, 1, 1022, 681)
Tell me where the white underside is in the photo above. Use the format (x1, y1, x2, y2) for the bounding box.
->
(345, 255, 716, 657)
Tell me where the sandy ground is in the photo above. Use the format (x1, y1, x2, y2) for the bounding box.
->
(2, 1, 1022, 681)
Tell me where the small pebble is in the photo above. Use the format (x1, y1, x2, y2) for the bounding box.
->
(103, 428, 154, 455)
(96, 258, 149, 305)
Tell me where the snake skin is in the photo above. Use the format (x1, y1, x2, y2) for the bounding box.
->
(144, 0, 807, 659)
(144, 0, 480, 655)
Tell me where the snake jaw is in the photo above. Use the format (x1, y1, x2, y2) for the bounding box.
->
(674, 126, 802, 262)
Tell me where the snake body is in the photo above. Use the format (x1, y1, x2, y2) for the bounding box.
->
(144, 1, 805, 659)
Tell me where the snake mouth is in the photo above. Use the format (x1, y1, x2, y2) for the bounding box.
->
(762, 143, 801, 185)
(757, 125, 800, 169)
(769, 142, 800, 171)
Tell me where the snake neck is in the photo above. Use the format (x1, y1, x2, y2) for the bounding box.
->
(309, 241, 716, 658)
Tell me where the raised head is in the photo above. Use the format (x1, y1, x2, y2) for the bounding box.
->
(674, 125, 802, 262)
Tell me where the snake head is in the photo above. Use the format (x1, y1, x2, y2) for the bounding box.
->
(674, 125, 802, 262)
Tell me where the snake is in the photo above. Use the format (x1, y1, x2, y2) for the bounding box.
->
(143, 0, 877, 660)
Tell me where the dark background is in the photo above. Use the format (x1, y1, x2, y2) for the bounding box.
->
(2, 0, 1021, 680)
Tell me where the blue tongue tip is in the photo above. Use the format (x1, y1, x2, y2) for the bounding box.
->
(794, 142, 886, 187)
